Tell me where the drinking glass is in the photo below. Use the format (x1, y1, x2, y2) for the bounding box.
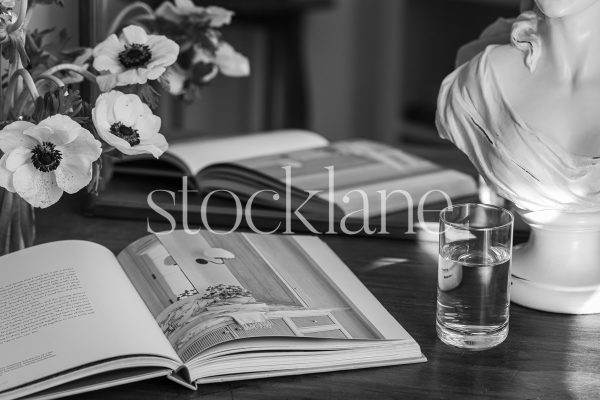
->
(436, 203, 514, 350)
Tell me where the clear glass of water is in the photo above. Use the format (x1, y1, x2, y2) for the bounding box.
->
(436, 203, 514, 350)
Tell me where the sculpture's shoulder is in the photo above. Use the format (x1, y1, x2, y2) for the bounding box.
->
(487, 44, 525, 76)
(486, 43, 534, 112)
(440, 46, 504, 114)
(438, 50, 485, 103)
(486, 10, 541, 101)
(437, 44, 522, 146)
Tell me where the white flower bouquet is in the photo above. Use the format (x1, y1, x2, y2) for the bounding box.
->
(0, 0, 249, 252)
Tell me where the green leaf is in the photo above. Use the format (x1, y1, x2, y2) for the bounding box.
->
(29, 87, 92, 128)
(25, 28, 90, 81)
(118, 82, 162, 110)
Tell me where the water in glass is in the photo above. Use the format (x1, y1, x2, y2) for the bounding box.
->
(436, 240, 511, 350)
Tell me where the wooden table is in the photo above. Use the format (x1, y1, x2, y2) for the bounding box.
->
(36, 196, 600, 400)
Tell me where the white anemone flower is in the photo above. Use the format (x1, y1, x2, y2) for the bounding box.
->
(162, 64, 187, 96)
(0, 115, 102, 208)
(93, 25, 179, 92)
(193, 42, 250, 82)
(92, 91, 168, 158)
(156, 0, 233, 27)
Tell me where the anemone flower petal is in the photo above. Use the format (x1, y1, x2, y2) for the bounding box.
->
(94, 90, 121, 125)
(4, 147, 31, 171)
(37, 114, 82, 146)
(200, 65, 219, 83)
(2, 121, 36, 134)
(122, 25, 149, 45)
(57, 130, 102, 166)
(174, 0, 196, 11)
(113, 94, 144, 126)
(192, 47, 215, 64)
(110, 143, 138, 156)
(91, 102, 111, 134)
(0, 122, 37, 153)
(116, 68, 148, 86)
(94, 54, 124, 74)
(23, 125, 54, 144)
(206, 6, 233, 27)
(161, 65, 187, 95)
(134, 111, 161, 140)
(146, 35, 179, 69)
(96, 73, 120, 92)
(12, 164, 63, 208)
(136, 134, 168, 158)
(0, 154, 15, 192)
(215, 42, 250, 77)
(145, 66, 166, 80)
(92, 34, 122, 58)
(54, 156, 93, 194)
(155, 2, 181, 22)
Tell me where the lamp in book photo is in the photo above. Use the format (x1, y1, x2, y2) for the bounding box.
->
(436, 0, 600, 314)
(0, 0, 250, 256)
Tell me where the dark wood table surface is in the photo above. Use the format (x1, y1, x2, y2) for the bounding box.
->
(36, 195, 600, 400)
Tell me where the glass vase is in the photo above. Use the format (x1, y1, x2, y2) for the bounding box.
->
(0, 187, 35, 256)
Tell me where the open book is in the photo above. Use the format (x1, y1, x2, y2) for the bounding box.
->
(0, 230, 426, 400)
(102, 130, 477, 219)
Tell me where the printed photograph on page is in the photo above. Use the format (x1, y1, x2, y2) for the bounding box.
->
(120, 230, 384, 362)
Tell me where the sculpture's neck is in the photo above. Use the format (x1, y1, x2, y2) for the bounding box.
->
(540, 5, 600, 81)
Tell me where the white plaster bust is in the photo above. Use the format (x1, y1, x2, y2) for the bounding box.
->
(436, 0, 600, 212)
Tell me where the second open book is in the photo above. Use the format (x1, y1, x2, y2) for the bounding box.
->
(0, 230, 425, 400)
(107, 130, 477, 218)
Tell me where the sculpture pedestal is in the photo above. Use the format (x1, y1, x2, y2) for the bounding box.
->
(511, 210, 600, 314)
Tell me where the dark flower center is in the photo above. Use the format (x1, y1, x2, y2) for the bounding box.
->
(31, 142, 62, 172)
(118, 43, 152, 69)
(110, 122, 140, 146)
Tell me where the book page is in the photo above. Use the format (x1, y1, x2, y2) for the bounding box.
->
(227, 139, 477, 215)
(167, 130, 329, 176)
(0, 241, 180, 394)
(118, 230, 409, 364)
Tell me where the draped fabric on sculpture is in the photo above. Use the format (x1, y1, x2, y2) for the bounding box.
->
(436, 44, 600, 212)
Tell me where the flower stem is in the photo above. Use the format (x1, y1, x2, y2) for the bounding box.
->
(13, 69, 38, 98)
(87, 156, 103, 196)
(108, 1, 155, 35)
(42, 64, 97, 85)
(101, 145, 115, 154)
(14, 89, 32, 116)
(35, 74, 65, 89)
(8, 0, 28, 34)
(4, 68, 39, 117)
(0, 43, 4, 122)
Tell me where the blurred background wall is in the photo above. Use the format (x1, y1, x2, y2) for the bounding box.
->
(29, 0, 521, 144)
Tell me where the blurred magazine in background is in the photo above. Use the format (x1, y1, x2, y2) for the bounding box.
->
(85, 130, 478, 237)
